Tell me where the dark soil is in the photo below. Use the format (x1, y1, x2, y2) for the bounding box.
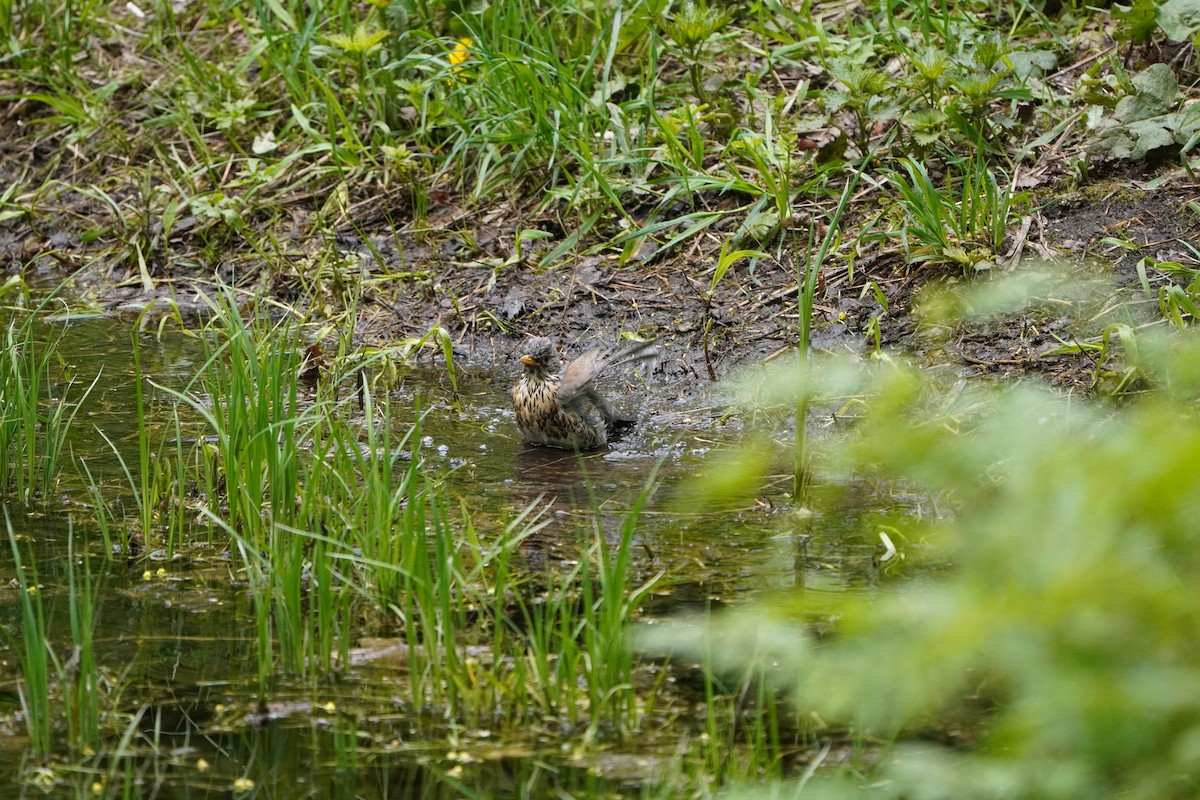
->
(2, 121, 1199, 406)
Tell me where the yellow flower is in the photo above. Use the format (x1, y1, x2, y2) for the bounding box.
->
(449, 37, 472, 71)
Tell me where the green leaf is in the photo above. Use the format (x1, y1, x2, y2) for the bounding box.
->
(325, 24, 389, 54)
(261, 0, 296, 31)
(1114, 63, 1180, 122)
(1089, 65, 1196, 161)
(1112, 0, 1160, 44)
(1157, 0, 1200, 41)
(1005, 48, 1058, 79)
(1091, 110, 1200, 160)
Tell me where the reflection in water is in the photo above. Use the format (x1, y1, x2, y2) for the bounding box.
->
(70, 701, 631, 800)
(510, 445, 602, 505)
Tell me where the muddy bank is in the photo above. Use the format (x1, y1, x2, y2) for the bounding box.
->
(2, 141, 1197, 406)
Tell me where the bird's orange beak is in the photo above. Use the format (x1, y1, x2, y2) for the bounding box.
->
(520, 354, 537, 366)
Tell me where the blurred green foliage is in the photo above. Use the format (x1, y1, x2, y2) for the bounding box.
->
(647, 311, 1200, 796)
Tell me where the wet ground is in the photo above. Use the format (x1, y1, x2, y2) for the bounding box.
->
(13, 179, 1196, 399)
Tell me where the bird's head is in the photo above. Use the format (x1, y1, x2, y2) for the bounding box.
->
(518, 337, 560, 376)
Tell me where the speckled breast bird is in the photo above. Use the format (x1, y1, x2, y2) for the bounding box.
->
(512, 337, 657, 450)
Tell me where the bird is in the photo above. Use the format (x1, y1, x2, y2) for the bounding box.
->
(512, 336, 657, 450)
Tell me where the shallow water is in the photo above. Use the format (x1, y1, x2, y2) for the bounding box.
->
(0, 313, 916, 797)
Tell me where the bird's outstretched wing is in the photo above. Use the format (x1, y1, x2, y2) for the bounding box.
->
(556, 340, 658, 407)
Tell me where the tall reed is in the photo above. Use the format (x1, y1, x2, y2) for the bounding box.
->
(7, 513, 52, 755)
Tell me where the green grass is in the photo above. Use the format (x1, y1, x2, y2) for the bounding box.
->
(7, 513, 53, 755)
(5, 0, 1168, 286)
(92, 294, 667, 732)
(6, 515, 105, 760)
(6, 0, 1196, 392)
(887, 154, 1020, 272)
(0, 302, 99, 503)
(7, 293, 705, 792)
